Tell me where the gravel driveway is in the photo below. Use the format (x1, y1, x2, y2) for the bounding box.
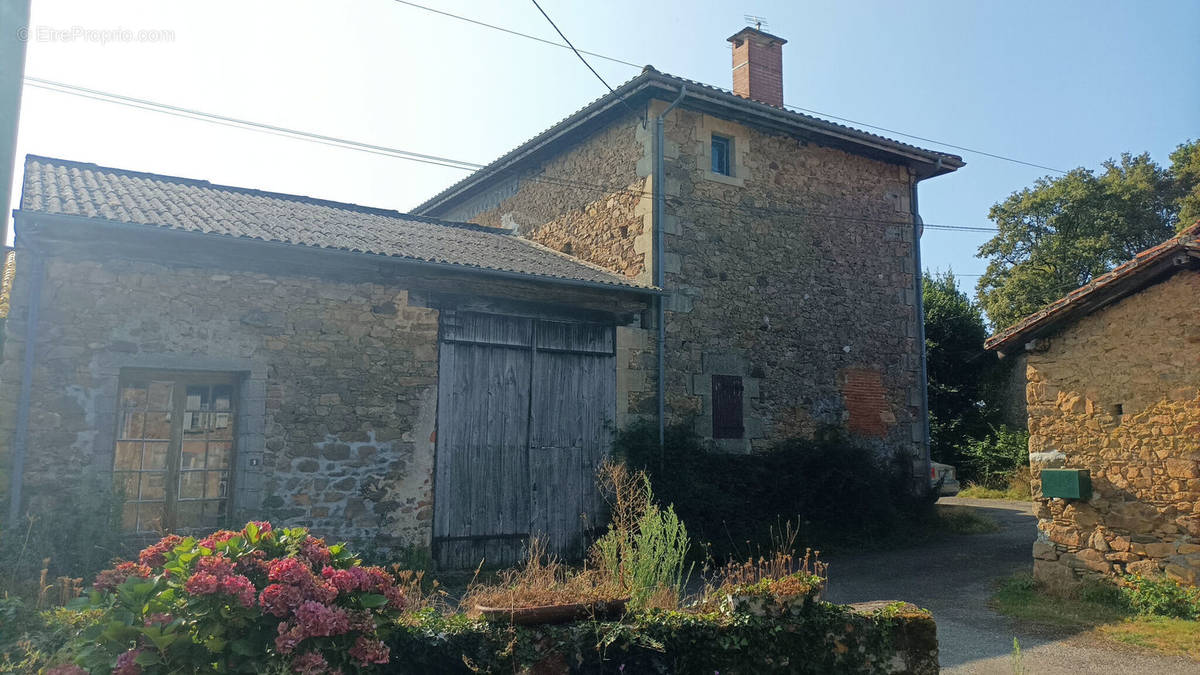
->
(821, 497, 1197, 674)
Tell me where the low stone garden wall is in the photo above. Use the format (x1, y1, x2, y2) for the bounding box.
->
(389, 600, 938, 675)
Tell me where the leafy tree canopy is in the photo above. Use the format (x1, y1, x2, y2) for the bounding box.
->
(923, 271, 995, 469)
(976, 140, 1199, 329)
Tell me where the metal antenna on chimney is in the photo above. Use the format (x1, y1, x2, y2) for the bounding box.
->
(743, 14, 768, 31)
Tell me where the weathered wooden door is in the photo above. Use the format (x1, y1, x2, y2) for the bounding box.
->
(433, 311, 615, 568)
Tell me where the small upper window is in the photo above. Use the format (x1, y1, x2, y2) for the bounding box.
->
(711, 135, 732, 176)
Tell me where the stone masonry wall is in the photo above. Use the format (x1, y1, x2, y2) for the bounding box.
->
(658, 103, 922, 457)
(0, 252, 439, 552)
(1026, 271, 1200, 586)
(0, 243, 648, 555)
(463, 112, 653, 286)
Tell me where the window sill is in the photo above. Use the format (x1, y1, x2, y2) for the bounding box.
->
(701, 170, 745, 187)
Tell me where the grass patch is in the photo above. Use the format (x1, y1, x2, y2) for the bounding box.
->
(935, 505, 1001, 534)
(992, 572, 1200, 660)
(1097, 617, 1200, 660)
(958, 467, 1033, 501)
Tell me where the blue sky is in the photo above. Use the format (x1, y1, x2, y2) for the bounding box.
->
(10, 0, 1199, 290)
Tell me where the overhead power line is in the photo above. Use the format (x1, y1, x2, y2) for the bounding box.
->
(529, 0, 618, 94)
(24, 75, 998, 233)
(389, 0, 1068, 175)
(391, 0, 641, 69)
(23, 76, 485, 172)
(527, 0, 641, 119)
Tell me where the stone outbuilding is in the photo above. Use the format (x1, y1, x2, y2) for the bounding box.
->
(2, 27, 965, 567)
(986, 223, 1200, 586)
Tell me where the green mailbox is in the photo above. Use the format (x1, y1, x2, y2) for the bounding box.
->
(1040, 469, 1092, 500)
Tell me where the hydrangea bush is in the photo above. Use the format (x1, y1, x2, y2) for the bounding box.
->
(52, 522, 404, 674)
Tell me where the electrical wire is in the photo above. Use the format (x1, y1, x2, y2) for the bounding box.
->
(389, 0, 1068, 175)
(23, 77, 484, 172)
(24, 76, 998, 232)
(390, 0, 641, 69)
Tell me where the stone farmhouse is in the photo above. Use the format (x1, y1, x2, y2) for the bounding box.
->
(986, 222, 1200, 586)
(1, 28, 962, 567)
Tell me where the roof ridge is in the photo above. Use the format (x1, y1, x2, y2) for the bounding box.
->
(23, 154, 506, 235)
(413, 69, 963, 215)
(985, 222, 1200, 351)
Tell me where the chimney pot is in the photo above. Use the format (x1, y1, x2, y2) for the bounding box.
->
(727, 27, 787, 107)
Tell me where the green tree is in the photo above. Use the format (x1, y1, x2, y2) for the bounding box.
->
(976, 142, 1200, 329)
(1170, 140, 1200, 228)
(923, 271, 996, 470)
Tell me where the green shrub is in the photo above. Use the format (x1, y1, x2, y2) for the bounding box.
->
(612, 422, 934, 560)
(388, 599, 935, 674)
(54, 522, 408, 674)
(591, 463, 692, 608)
(1121, 575, 1200, 620)
(0, 477, 126, 599)
(960, 425, 1029, 490)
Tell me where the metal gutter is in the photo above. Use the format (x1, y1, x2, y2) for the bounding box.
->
(654, 86, 687, 447)
(13, 211, 662, 297)
(911, 168, 933, 491)
(6, 245, 43, 525)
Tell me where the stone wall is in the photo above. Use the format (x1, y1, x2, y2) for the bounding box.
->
(457, 111, 653, 286)
(0, 238, 648, 555)
(1026, 270, 1200, 586)
(658, 104, 922, 457)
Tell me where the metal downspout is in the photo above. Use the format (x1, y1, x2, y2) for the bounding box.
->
(7, 247, 44, 525)
(654, 86, 686, 448)
(911, 167, 934, 490)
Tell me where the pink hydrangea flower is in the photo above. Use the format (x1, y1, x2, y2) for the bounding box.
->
(197, 529, 240, 549)
(138, 534, 183, 567)
(184, 571, 221, 595)
(260, 583, 304, 617)
(321, 567, 360, 593)
(293, 601, 350, 637)
(195, 555, 237, 577)
(348, 636, 390, 665)
(290, 650, 330, 675)
(245, 521, 273, 535)
(220, 573, 257, 607)
(300, 536, 332, 567)
(94, 561, 153, 592)
(269, 557, 314, 585)
(275, 622, 305, 655)
(113, 648, 144, 675)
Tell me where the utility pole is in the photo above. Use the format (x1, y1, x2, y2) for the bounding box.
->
(1, 0, 32, 246)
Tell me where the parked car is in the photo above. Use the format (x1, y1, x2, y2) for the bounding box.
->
(931, 462, 960, 497)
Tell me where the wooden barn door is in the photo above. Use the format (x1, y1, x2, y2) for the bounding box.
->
(433, 311, 615, 568)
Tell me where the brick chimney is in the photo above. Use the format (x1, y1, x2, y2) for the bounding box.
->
(727, 27, 787, 107)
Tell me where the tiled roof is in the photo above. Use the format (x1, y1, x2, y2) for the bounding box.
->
(416, 67, 964, 215)
(18, 155, 651, 291)
(985, 221, 1200, 352)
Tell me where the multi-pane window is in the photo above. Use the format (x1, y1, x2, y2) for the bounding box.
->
(711, 135, 732, 176)
(712, 375, 744, 439)
(114, 373, 237, 533)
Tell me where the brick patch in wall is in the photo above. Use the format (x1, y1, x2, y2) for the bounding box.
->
(842, 367, 889, 437)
